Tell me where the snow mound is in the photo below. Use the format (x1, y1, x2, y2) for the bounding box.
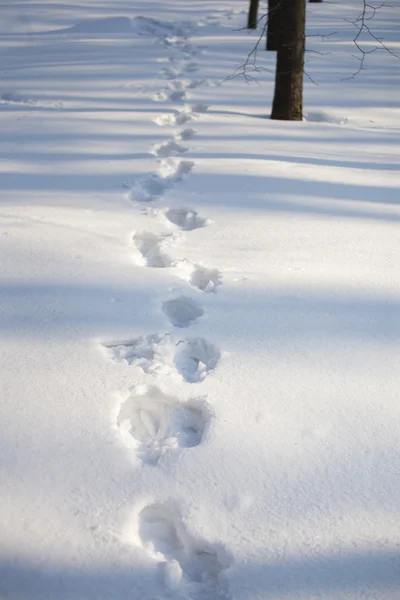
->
(305, 110, 349, 125)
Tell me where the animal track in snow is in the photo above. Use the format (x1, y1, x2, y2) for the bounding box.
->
(116, 386, 207, 464)
(138, 503, 232, 599)
(102, 334, 219, 382)
(165, 207, 206, 231)
(151, 139, 188, 158)
(132, 231, 174, 268)
(162, 296, 204, 328)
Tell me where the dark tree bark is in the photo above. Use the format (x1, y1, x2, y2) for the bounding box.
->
(266, 0, 282, 51)
(309, 0, 323, 2)
(247, 0, 260, 29)
(271, 0, 305, 121)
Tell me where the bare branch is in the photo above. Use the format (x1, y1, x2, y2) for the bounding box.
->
(344, 0, 399, 80)
(230, 1, 284, 81)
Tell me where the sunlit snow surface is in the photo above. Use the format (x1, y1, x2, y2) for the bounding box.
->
(1, 1, 400, 599)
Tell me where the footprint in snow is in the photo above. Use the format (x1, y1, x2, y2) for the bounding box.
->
(182, 60, 199, 73)
(191, 103, 209, 113)
(132, 231, 175, 268)
(102, 334, 219, 382)
(151, 139, 188, 159)
(134, 16, 193, 39)
(160, 66, 181, 80)
(116, 385, 208, 464)
(163, 38, 201, 57)
(176, 262, 221, 292)
(190, 265, 221, 292)
(175, 337, 220, 383)
(162, 296, 204, 328)
(102, 333, 171, 374)
(176, 127, 198, 140)
(153, 80, 191, 103)
(128, 159, 194, 203)
(128, 173, 168, 203)
(137, 502, 232, 598)
(164, 207, 206, 231)
(159, 157, 194, 180)
(154, 111, 194, 127)
(154, 103, 208, 128)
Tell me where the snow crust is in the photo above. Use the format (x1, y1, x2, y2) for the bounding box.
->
(1, 1, 400, 599)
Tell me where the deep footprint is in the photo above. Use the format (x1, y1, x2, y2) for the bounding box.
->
(177, 127, 198, 140)
(192, 103, 209, 113)
(153, 80, 191, 103)
(102, 334, 219, 381)
(138, 502, 232, 598)
(183, 61, 199, 73)
(133, 231, 174, 267)
(151, 140, 188, 158)
(165, 207, 206, 231)
(102, 333, 171, 373)
(163, 296, 204, 327)
(128, 173, 169, 203)
(175, 337, 220, 382)
(117, 386, 207, 464)
(159, 158, 194, 180)
(128, 159, 194, 204)
(154, 109, 195, 127)
(188, 264, 221, 292)
(160, 66, 180, 79)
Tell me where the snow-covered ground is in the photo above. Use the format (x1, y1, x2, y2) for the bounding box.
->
(1, 1, 400, 599)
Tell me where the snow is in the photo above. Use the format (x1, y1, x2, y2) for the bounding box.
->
(1, 1, 399, 599)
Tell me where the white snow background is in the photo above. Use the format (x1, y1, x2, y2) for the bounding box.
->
(0, 0, 399, 599)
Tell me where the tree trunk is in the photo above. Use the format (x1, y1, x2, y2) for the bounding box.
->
(309, 0, 322, 2)
(266, 0, 281, 51)
(270, 0, 305, 121)
(247, 0, 259, 29)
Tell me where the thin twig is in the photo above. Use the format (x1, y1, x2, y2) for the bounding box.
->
(344, 0, 399, 80)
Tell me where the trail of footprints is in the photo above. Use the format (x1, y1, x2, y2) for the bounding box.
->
(102, 15, 232, 598)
